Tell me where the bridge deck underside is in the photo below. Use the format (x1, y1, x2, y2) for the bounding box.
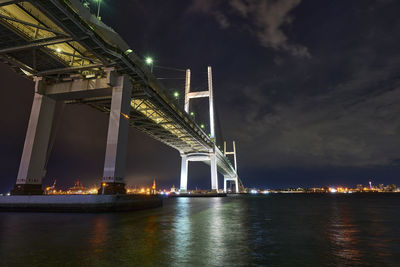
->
(0, 0, 239, 179)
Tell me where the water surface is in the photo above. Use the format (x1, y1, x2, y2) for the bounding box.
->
(1, 194, 399, 266)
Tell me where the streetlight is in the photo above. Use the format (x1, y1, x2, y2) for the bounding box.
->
(145, 57, 153, 72)
(173, 91, 180, 106)
(200, 124, 205, 129)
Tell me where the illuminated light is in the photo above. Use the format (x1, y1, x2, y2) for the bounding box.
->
(131, 99, 201, 149)
(125, 49, 133, 55)
(121, 112, 130, 119)
(190, 112, 194, 116)
(145, 57, 153, 65)
(329, 188, 337, 193)
(250, 189, 258, 194)
(102, 183, 106, 187)
(56, 48, 61, 53)
(263, 190, 270, 194)
(173, 91, 179, 98)
(20, 68, 33, 76)
(200, 124, 205, 129)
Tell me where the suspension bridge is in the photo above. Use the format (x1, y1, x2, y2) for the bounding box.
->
(0, 0, 244, 195)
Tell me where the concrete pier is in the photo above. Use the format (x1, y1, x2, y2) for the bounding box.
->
(0, 195, 162, 212)
(11, 90, 57, 195)
(100, 75, 132, 194)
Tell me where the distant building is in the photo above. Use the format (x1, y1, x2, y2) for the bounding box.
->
(171, 185, 177, 193)
(357, 184, 363, 192)
(387, 184, 397, 192)
(151, 179, 157, 195)
(68, 180, 85, 194)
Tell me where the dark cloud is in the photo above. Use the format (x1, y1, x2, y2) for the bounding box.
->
(220, 0, 400, 170)
(188, 0, 230, 29)
(189, 0, 310, 58)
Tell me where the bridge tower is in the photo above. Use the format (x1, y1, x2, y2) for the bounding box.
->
(11, 70, 132, 195)
(180, 66, 218, 192)
(223, 141, 239, 193)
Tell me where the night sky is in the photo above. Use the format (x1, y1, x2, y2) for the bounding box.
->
(1, 0, 400, 193)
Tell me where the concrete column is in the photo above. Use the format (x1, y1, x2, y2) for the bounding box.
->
(210, 153, 218, 191)
(233, 141, 237, 172)
(180, 155, 188, 193)
(100, 75, 132, 194)
(235, 177, 239, 193)
(11, 92, 56, 195)
(207, 66, 215, 141)
(184, 69, 191, 113)
(223, 177, 227, 193)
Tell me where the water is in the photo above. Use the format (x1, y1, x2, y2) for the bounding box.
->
(1, 194, 400, 266)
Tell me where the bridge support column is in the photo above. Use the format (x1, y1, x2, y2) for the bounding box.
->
(11, 90, 57, 195)
(180, 155, 188, 193)
(224, 176, 227, 193)
(223, 176, 239, 193)
(210, 153, 218, 191)
(99, 75, 132, 195)
(235, 177, 239, 193)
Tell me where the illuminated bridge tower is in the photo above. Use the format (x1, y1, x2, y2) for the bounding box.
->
(223, 141, 240, 193)
(180, 66, 218, 192)
(11, 70, 132, 195)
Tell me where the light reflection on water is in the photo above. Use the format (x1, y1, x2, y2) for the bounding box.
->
(0, 194, 399, 266)
(172, 198, 192, 264)
(329, 198, 362, 265)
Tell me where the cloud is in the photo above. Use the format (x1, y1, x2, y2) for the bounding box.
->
(189, 0, 230, 29)
(189, 0, 310, 58)
(222, 52, 400, 169)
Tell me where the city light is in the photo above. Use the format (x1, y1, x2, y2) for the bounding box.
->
(36, 179, 400, 196)
(173, 91, 179, 98)
(200, 124, 205, 129)
(329, 188, 337, 193)
(190, 112, 194, 116)
(56, 48, 61, 53)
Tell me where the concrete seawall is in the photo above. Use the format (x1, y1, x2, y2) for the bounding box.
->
(0, 195, 162, 212)
(169, 193, 227, 197)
